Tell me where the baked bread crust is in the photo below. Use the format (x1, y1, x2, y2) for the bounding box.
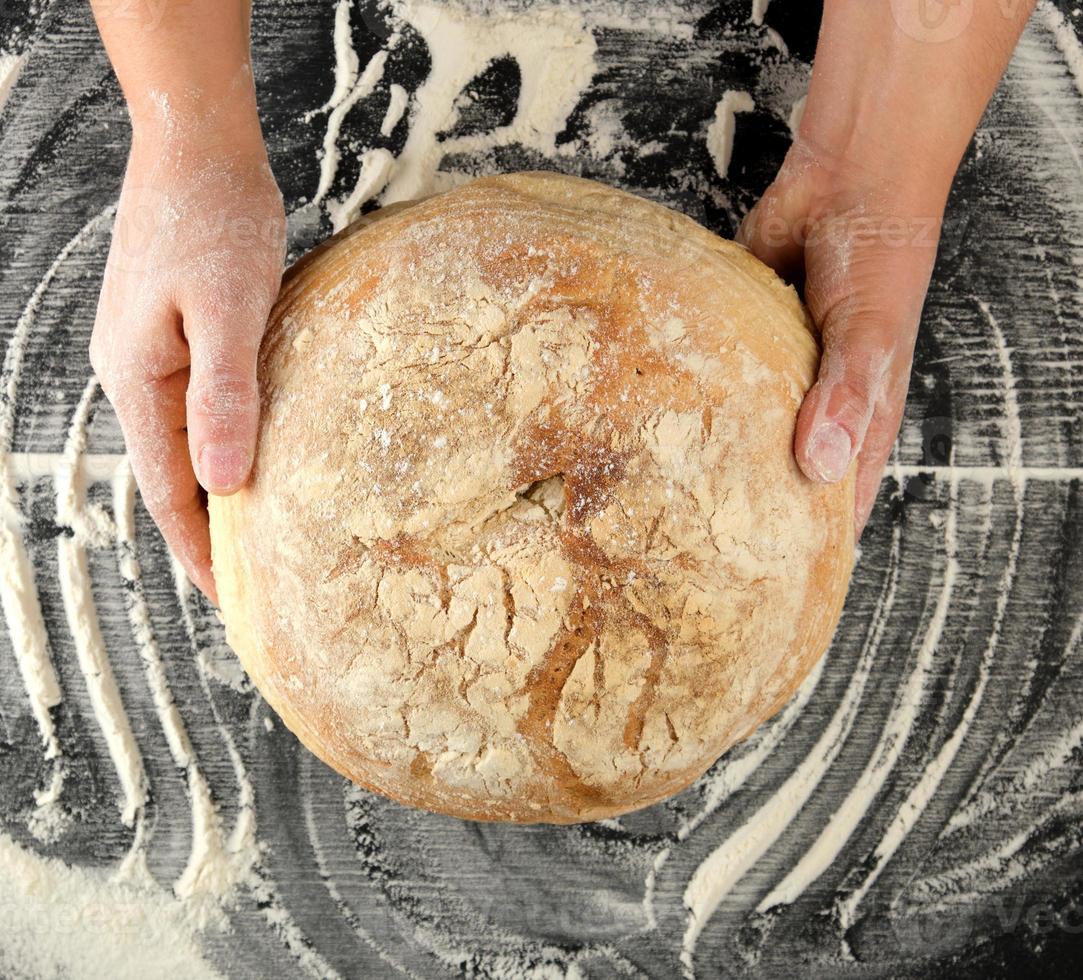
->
(209, 172, 855, 824)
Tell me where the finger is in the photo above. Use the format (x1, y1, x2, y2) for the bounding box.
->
(796, 221, 935, 491)
(184, 294, 268, 496)
(113, 369, 218, 603)
(735, 178, 812, 283)
(794, 297, 899, 486)
(852, 391, 908, 536)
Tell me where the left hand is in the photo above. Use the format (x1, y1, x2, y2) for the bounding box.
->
(737, 137, 942, 534)
(740, 0, 1037, 534)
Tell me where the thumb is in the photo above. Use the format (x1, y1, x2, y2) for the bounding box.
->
(795, 303, 894, 484)
(796, 224, 935, 490)
(185, 300, 265, 495)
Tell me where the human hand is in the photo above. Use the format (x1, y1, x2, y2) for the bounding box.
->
(737, 138, 941, 534)
(90, 125, 285, 601)
(737, 0, 1035, 534)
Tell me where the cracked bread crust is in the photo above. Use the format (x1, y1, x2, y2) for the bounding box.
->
(209, 171, 855, 824)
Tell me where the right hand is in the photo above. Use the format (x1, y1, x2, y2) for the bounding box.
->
(90, 123, 285, 602)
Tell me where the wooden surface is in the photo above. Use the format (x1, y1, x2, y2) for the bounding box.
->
(1, 1, 1082, 977)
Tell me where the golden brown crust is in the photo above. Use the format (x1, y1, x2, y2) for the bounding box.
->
(209, 172, 854, 824)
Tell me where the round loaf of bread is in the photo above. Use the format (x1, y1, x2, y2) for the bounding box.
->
(209, 172, 855, 824)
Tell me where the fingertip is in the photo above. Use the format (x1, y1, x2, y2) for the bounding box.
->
(175, 541, 218, 605)
(735, 201, 759, 249)
(201, 572, 220, 608)
(195, 443, 253, 495)
(800, 420, 854, 484)
(187, 557, 219, 606)
(797, 366, 875, 487)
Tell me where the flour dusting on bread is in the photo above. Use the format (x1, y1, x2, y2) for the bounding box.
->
(210, 172, 854, 823)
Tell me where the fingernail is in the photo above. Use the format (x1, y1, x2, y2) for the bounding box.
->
(806, 423, 853, 483)
(198, 445, 250, 492)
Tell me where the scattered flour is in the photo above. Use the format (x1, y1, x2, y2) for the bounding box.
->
(0, 833, 223, 980)
(0, 51, 26, 110)
(705, 90, 755, 181)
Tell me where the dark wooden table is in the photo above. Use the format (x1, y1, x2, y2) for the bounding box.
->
(1, 1, 1082, 977)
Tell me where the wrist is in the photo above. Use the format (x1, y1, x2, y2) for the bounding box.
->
(130, 101, 267, 175)
(790, 125, 955, 223)
(129, 68, 263, 146)
(94, 0, 260, 149)
(803, 0, 1035, 210)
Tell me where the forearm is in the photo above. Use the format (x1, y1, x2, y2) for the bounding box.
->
(801, 0, 1036, 207)
(90, 0, 261, 146)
